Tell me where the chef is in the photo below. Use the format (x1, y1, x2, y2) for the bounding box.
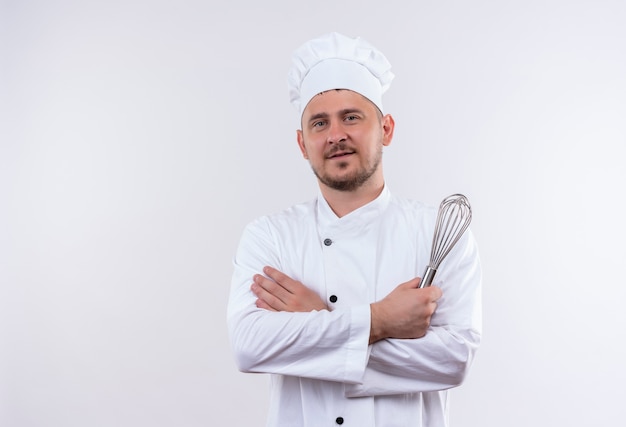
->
(227, 32, 482, 427)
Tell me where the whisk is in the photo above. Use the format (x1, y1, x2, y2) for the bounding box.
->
(419, 194, 472, 288)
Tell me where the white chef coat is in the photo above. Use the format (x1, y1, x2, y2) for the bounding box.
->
(227, 186, 482, 427)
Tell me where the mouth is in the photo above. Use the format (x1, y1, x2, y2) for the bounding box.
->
(327, 150, 355, 159)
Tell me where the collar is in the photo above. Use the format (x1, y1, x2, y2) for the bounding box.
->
(316, 184, 391, 235)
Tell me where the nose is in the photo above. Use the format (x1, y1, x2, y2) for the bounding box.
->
(326, 120, 347, 144)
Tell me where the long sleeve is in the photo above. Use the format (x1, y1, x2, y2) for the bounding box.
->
(227, 215, 372, 384)
(345, 230, 482, 397)
(227, 189, 482, 425)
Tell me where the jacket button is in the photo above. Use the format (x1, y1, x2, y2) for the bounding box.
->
(335, 417, 344, 425)
(323, 238, 333, 246)
(329, 295, 338, 303)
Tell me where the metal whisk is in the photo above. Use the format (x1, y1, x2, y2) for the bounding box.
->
(419, 194, 472, 288)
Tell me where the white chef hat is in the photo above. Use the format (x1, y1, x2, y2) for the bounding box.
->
(287, 32, 394, 117)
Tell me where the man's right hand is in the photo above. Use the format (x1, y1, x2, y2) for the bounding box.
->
(369, 278, 442, 344)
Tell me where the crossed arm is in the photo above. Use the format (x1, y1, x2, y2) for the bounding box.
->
(230, 220, 481, 393)
(251, 266, 443, 345)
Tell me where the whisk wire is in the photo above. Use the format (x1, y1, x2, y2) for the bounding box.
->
(420, 194, 472, 288)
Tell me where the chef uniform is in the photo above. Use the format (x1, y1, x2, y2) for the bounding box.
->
(227, 33, 482, 427)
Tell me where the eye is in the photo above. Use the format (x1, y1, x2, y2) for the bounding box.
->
(344, 115, 359, 122)
(312, 120, 326, 128)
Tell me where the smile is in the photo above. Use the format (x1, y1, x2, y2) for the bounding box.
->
(327, 151, 355, 159)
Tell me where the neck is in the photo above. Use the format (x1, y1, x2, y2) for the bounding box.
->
(319, 179, 385, 218)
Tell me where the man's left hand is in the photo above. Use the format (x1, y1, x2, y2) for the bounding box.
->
(251, 266, 328, 312)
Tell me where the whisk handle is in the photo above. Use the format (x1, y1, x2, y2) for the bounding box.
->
(419, 266, 437, 288)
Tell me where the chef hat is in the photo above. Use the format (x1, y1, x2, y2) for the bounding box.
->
(287, 32, 394, 116)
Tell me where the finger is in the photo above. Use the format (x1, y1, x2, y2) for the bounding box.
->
(429, 286, 443, 301)
(410, 277, 422, 288)
(255, 298, 277, 312)
(263, 266, 295, 293)
(254, 274, 290, 303)
(400, 277, 422, 289)
(250, 283, 285, 311)
(251, 274, 289, 310)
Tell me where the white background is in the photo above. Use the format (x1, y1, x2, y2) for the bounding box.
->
(1, 0, 625, 426)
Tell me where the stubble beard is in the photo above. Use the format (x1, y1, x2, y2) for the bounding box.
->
(310, 143, 383, 192)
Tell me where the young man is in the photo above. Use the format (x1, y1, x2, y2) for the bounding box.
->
(228, 32, 482, 427)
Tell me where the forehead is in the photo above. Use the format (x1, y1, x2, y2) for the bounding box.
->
(301, 89, 378, 119)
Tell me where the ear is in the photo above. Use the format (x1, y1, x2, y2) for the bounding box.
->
(297, 130, 309, 159)
(381, 114, 395, 147)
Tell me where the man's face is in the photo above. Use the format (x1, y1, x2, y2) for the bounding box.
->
(297, 89, 394, 192)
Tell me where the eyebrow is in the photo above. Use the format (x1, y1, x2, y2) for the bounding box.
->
(338, 108, 365, 116)
(306, 108, 365, 125)
(307, 112, 329, 124)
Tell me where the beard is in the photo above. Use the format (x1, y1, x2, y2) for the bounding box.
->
(310, 143, 383, 192)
